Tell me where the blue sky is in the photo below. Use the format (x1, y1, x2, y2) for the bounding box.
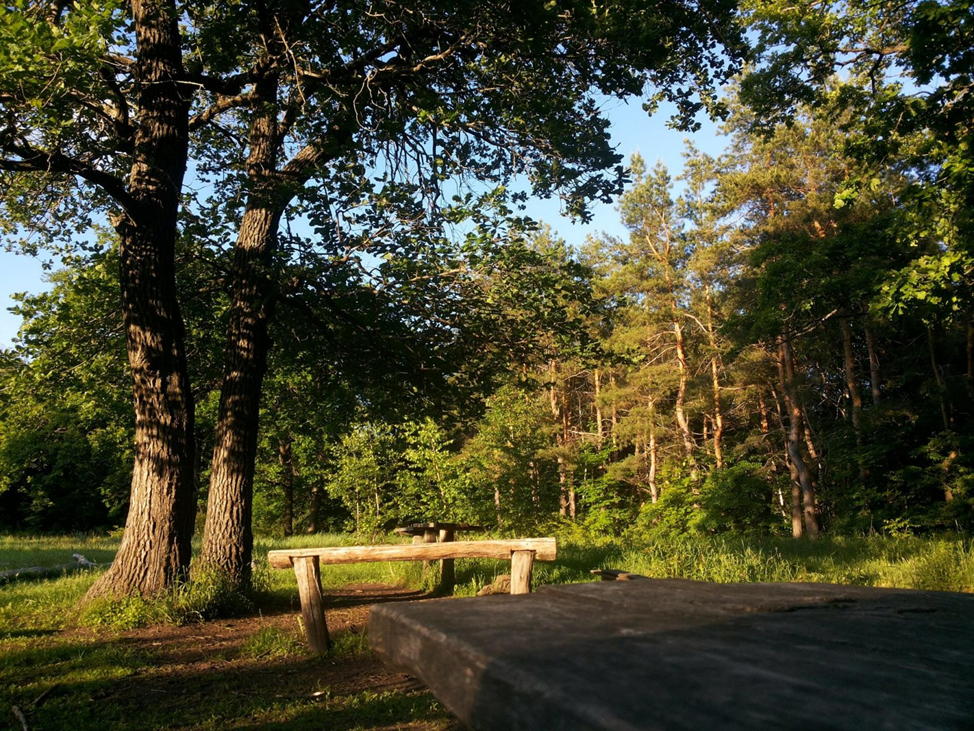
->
(0, 100, 726, 348)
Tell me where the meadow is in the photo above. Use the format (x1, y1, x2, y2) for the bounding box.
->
(1, 532, 971, 730)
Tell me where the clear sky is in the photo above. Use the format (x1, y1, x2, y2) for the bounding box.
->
(0, 99, 725, 348)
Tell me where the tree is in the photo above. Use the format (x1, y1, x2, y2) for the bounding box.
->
(0, 0, 747, 596)
(186, 0, 749, 585)
(1, 0, 197, 596)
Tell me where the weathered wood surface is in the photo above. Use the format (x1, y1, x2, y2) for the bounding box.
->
(370, 578, 974, 730)
(268, 538, 557, 569)
(590, 569, 647, 581)
(439, 528, 456, 592)
(394, 523, 485, 537)
(293, 556, 329, 653)
(509, 550, 534, 595)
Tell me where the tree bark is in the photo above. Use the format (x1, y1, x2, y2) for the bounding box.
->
(200, 73, 283, 586)
(594, 368, 605, 448)
(705, 289, 724, 469)
(280, 436, 295, 537)
(927, 326, 951, 433)
(778, 333, 819, 539)
(86, 0, 194, 600)
(967, 315, 974, 392)
(673, 319, 697, 476)
(549, 361, 570, 518)
(841, 318, 867, 481)
(864, 323, 882, 405)
(307, 483, 321, 533)
(647, 401, 658, 504)
(841, 319, 864, 435)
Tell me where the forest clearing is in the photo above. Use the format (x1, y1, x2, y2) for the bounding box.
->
(1, 532, 972, 730)
(2, 0, 973, 727)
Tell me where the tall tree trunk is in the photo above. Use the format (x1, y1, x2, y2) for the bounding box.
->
(307, 483, 321, 533)
(200, 75, 283, 586)
(705, 287, 724, 468)
(549, 361, 570, 518)
(864, 323, 882, 405)
(647, 400, 658, 504)
(841, 319, 864, 434)
(967, 315, 974, 391)
(610, 374, 619, 452)
(758, 391, 770, 436)
(279, 436, 295, 537)
(788, 451, 803, 538)
(841, 318, 866, 481)
(594, 368, 604, 448)
(673, 318, 697, 475)
(771, 382, 803, 538)
(86, 0, 194, 600)
(927, 326, 951, 433)
(778, 333, 819, 539)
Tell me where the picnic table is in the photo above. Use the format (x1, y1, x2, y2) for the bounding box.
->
(394, 522, 485, 592)
(268, 536, 553, 654)
(369, 577, 974, 730)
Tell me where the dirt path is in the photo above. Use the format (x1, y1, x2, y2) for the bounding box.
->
(40, 584, 462, 730)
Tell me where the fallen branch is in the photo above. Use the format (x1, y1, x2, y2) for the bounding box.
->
(11, 705, 29, 731)
(0, 554, 107, 584)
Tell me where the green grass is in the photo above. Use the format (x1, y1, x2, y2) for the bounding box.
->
(1, 530, 971, 730)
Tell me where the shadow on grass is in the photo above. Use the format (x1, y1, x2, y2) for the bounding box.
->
(326, 589, 428, 609)
(0, 633, 453, 731)
(0, 628, 58, 640)
(0, 546, 118, 571)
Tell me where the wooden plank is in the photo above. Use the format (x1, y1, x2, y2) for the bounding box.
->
(423, 528, 437, 574)
(370, 579, 974, 730)
(439, 528, 456, 593)
(268, 538, 557, 569)
(292, 556, 329, 654)
(590, 569, 647, 581)
(510, 550, 534, 594)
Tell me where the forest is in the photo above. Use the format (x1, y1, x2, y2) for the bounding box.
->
(1, 1, 973, 729)
(0, 0, 972, 594)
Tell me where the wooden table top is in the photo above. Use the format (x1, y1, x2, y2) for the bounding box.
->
(369, 578, 974, 730)
(393, 523, 485, 536)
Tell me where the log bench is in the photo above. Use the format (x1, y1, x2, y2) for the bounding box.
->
(393, 522, 485, 592)
(268, 538, 557, 654)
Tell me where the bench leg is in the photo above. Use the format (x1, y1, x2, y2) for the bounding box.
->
(422, 529, 437, 578)
(511, 550, 536, 595)
(439, 528, 456, 594)
(293, 556, 330, 654)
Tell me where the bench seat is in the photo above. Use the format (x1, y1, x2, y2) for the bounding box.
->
(270, 538, 557, 653)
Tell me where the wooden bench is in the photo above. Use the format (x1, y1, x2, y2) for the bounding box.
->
(393, 522, 486, 592)
(268, 538, 557, 654)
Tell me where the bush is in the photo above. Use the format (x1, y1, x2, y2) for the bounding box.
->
(694, 462, 780, 535)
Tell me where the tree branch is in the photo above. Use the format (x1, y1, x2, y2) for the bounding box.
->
(0, 147, 136, 215)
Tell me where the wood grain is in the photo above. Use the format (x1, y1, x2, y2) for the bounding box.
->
(370, 578, 974, 730)
(268, 538, 557, 569)
(293, 556, 329, 654)
(510, 550, 535, 595)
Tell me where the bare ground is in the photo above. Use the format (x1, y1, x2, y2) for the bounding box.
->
(12, 584, 462, 731)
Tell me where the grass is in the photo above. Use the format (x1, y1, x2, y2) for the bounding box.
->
(0, 530, 971, 730)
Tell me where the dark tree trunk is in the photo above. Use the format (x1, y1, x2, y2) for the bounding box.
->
(280, 436, 295, 537)
(841, 318, 867, 481)
(778, 333, 819, 539)
(86, 0, 194, 600)
(307, 483, 321, 533)
(927, 326, 951, 433)
(864, 323, 882, 405)
(199, 72, 283, 585)
(705, 287, 724, 468)
(199, 203, 282, 584)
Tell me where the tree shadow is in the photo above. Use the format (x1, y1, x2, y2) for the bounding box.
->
(0, 628, 58, 640)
